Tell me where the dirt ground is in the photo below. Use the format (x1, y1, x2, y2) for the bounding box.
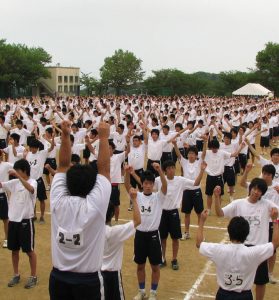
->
(0, 145, 279, 299)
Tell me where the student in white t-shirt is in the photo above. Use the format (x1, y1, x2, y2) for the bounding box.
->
(101, 187, 141, 300)
(154, 160, 206, 271)
(197, 210, 279, 300)
(131, 163, 167, 300)
(2, 133, 25, 164)
(0, 154, 13, 248)
(214, 179, 279, 300)
(0, 159, 38, 289)
(49, 120, 111, 300)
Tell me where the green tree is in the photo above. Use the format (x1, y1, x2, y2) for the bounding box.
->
(256, 42, 279, 95)
(100, 49, 144, 95)
(80, 72, 102, 96)
(0, 39, 51, 96)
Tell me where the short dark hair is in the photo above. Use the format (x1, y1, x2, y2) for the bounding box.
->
(209, 139, 220, 149)
(162, 125, 170, 131)
(15, 119, 23, 125)
(162, 160, 175, 171)
(71, 154, 81, 164)
(13, 159, 31, 176)
(66, 164, 97, 197)
(29, 139, 41, 149)
(141, 170, 155, 183)
(151, 129, 159, 136)
(10, 133, 20, 143)
(248, 178, 268, 197)
(262, 164, 276, 179)
(105, 202, 115, 224)
(46, 127, 53, 135)
(228, 216, 250, 243)
(270, 148, 279, 157)
(133, 135, 141, 141)
(91, 129, 98, 136)
(187, 146, 198, 156)
(118, 124, 124, 131)
(175, 123, 183, 130)
(223, 132, 232, 140)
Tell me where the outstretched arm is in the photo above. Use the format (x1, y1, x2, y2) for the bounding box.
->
(97, 122, 110, 180)
(58, 120, 72, 173)
(213, 186, 224, 217)
(130, 188, 141, 228)
(153, 163, 167, 195)
(196, 210, 208, 248)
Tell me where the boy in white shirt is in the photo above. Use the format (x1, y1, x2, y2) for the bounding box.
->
(0, 159, 38, 289)
(197, 210, 279, 300)
(101, 187, 141, 300)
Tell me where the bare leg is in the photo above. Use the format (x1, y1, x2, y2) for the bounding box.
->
(268, 253, 276, 275)
(137, 263, 146, 285)
(151, 264, 160, 285)
(207, 195, 212, 210)
(3, 219, 8, 239)
(27, 251, 37, 277)
(185, 214, 190, 233)
(40, 200, 45, 218)
(255, 284, 266, 300)
(12, 250, 19, 275)
(161, 239, 167, 262)
(114, 206, 119, 222)
(172, 239, 179, 260)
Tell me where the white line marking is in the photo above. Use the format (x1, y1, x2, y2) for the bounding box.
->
(195, 293, 215, 298)
(184, 236, 227, 300)
(205, 273, 216, 276)
(39, 212, 226, 230)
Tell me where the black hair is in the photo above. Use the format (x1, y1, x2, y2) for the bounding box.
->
(46, 127, 53, 135)
(105, 202, 115, 224)
(187, 146, 198, 156)
(270, 148, 279, 156)
(0, 115, 5, 122)
(248, 178, 268, 197)
(118, 124, 125, 130)
(91, 129, 98, 136)
(15, 119, 23, 125)
(230, 128, 238, 135)
(198, 120, 204, 125)
(71, 123, 78, 128)
(209, 139, 220, 149)
(162, 160, 175, 171)
(262, 164, 276, 179)
(141, 170, 155, 183)
(109, 140, 116, 150)
(29, 139, 41, 149)
(228, 216, 250, 243)
(13, 159, 31, 176)
(133, 135, 141, 141)
(10, 133, 20, 143)
(40, 117, 47, 123)
(162, 125, 170, 131)
(66, 164, 97, 197)
(175, 123, 183, 130)
(71, 154, 81, 164)
(223, 132, 232, 140)
(151, 129, 160, 136)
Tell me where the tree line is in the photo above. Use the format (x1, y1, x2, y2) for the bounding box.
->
(0, 38, 278, 97)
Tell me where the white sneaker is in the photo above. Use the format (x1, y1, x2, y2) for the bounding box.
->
(134, 290, 147, 300)
(180, 233, 190, 240)
(148, 290, 157, 300)
(2, 240, 7, 248)
(269, 274, 279, 284)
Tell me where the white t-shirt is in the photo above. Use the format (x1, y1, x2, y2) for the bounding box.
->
(204, 150, 231, 176)
(112, 132, 127, 152)
(2, 178, 37, 222)
(259, 156, 279, 184)
(26, 150, 49, 180)
(89, 140, 100, 162)
(10, 128, 31, 145)
(154, 176, 194, 209)
(3, 145, 25, 164)
(0, 162, 13, 193)
(200, 242, 274, 292)
(128, 144, 146, 170)
(101, 221, 135, 271)
(180, 155, 202, 190)
(136, 191, 166, 232)
(0, 123, 10, 139)
(110, 152, 126, 183)
(50, 173, 111, 272)
(220, 143, 238, 167)
(222, 198, 278, 245)
(147, 139, 166, 161)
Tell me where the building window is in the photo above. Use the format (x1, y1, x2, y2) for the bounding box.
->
(75, 76, 79, 83)
(64, 85, 68, 93)
(58, 76, 62, 83)
(69, 85, 74, 92)
(64, 76, 68, 83)
(69, 76, 73, 83)
(58, 85, 63, 92)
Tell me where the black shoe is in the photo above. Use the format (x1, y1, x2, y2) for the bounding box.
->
(160, 260, 167, 268)
(171, 259, 179, 270)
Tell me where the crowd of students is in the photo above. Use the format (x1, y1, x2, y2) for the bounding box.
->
(0, 95, 278, 300)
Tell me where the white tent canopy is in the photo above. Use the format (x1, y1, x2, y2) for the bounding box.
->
(232, 83, 273, 96)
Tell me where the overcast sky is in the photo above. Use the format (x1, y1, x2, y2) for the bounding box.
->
(1, 0, 278, 78)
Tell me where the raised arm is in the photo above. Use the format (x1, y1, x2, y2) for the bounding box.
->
(97, 122, 110, 180)
(129, 188, 141, 228)
(9, 169, 35, 194)
(213, 186, 224, 217)
(196, 210, 208, 248)
(240, 163, 252, 188)
(194, 161, 207, 186)
(271, 208, 279, 249)
(58, 120, 72, 173)
(152, 163, 167, 195)
(172, 140, 181, 160)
